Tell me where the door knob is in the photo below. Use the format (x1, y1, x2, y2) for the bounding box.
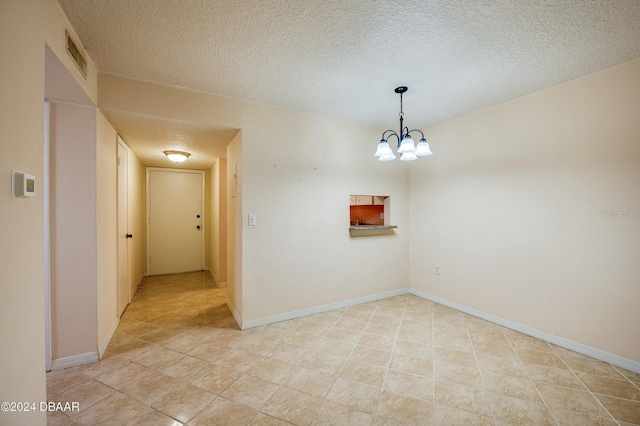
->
(126, 234, 133, 238)
(196, 214, 201, 218)
(196, 225, 201, 230)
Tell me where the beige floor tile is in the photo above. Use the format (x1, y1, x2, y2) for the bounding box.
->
(48, 379, 115, 414)
(516, 348, 569, 369)
(481, 371, 542, 402)
(48, 272, 640, 426)
(47, 411, 82, 426)
(311, 400, 372, 425)
(593, 394, 640, 425)
(132, 345, 183, 369)
(476, 354, 528, 378)
(250, 412, 294, 425)
(324, 326, 362, 343)
(349, 345, 392, 367)
(577, 372, 640, 401)
(262, 387, 323, 425)
(46, 370, 91, 398)
(121, 371, 179, 405)
(301, 351, 346, 375)
(434, 404, 494, 425)
(285, 367, 336, 398)
(221, 374, 280, 410)
(94, 361, 153, 390)
(369, 314, 402, 327)
(120, 409, 185, 426)
(434, 347, 476, 367)
(396, 329, 433, 346)
(562, 354, 625, 379)
(357, 333, 395, 352)
(247, 357, 296, 385)
(375, 390, 434, 425)
(270, 342, 311, 364)
(216, 348, 267, 373)
(151, 382, 215, 423)
(339, 360, 386, 388)
(383, 369, 433, 401)
(189, 363, 243, 394)
(364, 322, 399, 337)
(434, 361, 484, 389)
(472, 342, 518, 360)
(189, 397, 256, 425)
(434, 380, 492, 416)
(393, 339, 432, 360)
(389, 353, 433, 377)
(72, 392, 154, 424)
(524, 363, 585, 389)
(547, 406, 617, 426)
(156, 354, 208, 380)
(487, 391, 555, 425)
(281, 331, 324, 349)
(161, 332, 203, 353)
(315, 337, 355, 358)
(325, 378, 381, 414)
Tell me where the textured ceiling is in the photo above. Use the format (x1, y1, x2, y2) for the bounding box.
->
(56, 0, 640, 163)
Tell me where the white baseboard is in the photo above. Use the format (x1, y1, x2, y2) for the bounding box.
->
(409, 288, 640, 374)
(241, 288, 409, 330)
(51, 352, 99, 370)
(98, 317, 120, 359)
(219, 281, 227, 288)
(226, 299, 242, 329)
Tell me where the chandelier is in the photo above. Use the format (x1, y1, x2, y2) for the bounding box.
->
(374, 86, 432, 161)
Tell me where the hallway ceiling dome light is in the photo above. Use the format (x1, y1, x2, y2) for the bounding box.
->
(164, 150, 190, 163)
(374, 86, 432, 161)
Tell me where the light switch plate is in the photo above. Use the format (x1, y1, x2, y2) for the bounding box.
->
(248, 214, 257, 226)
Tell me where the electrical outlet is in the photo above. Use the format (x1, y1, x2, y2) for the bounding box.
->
(380, 212, 384, 219)
(248, 214, 257, 226)
(435, 265, 440, 275)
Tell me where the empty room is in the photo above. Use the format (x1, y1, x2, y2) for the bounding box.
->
(1, 1, 639, 425)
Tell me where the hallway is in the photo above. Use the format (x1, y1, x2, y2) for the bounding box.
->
(46, 273, 640, 425)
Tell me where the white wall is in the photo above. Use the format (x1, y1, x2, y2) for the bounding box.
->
(410, 59, 640, 362)
(50, 102, 98, 359)
(96, 111, 118, 352)
(0, 1, 48, 423)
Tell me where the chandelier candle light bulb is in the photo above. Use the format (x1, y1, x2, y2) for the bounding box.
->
(374, 86, 432, 161)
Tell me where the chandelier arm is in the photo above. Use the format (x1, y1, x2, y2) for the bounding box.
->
(406, 129, 425, 139)
(381, 130, 399, 141)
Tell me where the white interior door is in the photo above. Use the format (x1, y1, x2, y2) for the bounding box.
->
(147, 168, 204, 275)
(117, 140, 129, 316)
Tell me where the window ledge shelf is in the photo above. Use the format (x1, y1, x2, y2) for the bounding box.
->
(349, 225, 397, 231)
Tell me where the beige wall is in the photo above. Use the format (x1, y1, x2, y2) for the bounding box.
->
(96, 111, 118, 351)
(98, 75, 411, 327)
(410, 59, 640, 362)
(227, 134, 243, 321)
(126, 141, 146, 295)
(240, 103, 410, 322)
(50, 102, 98, 359)
(0, 0, 47, 423)
(209, 159, 228, 286)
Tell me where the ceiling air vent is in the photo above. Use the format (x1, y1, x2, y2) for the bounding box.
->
(65, 30, 87, 78)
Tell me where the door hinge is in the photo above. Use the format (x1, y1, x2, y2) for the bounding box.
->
(117, 156, 121, 166)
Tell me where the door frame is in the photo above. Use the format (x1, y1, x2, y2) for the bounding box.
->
(145, 167, 205, 275)
(44, 101, 52, 371)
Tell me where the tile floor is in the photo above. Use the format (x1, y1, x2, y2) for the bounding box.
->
(47, 271, 640, 425)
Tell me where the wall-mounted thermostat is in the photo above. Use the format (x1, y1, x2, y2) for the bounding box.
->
(12, 170, 35, 198)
